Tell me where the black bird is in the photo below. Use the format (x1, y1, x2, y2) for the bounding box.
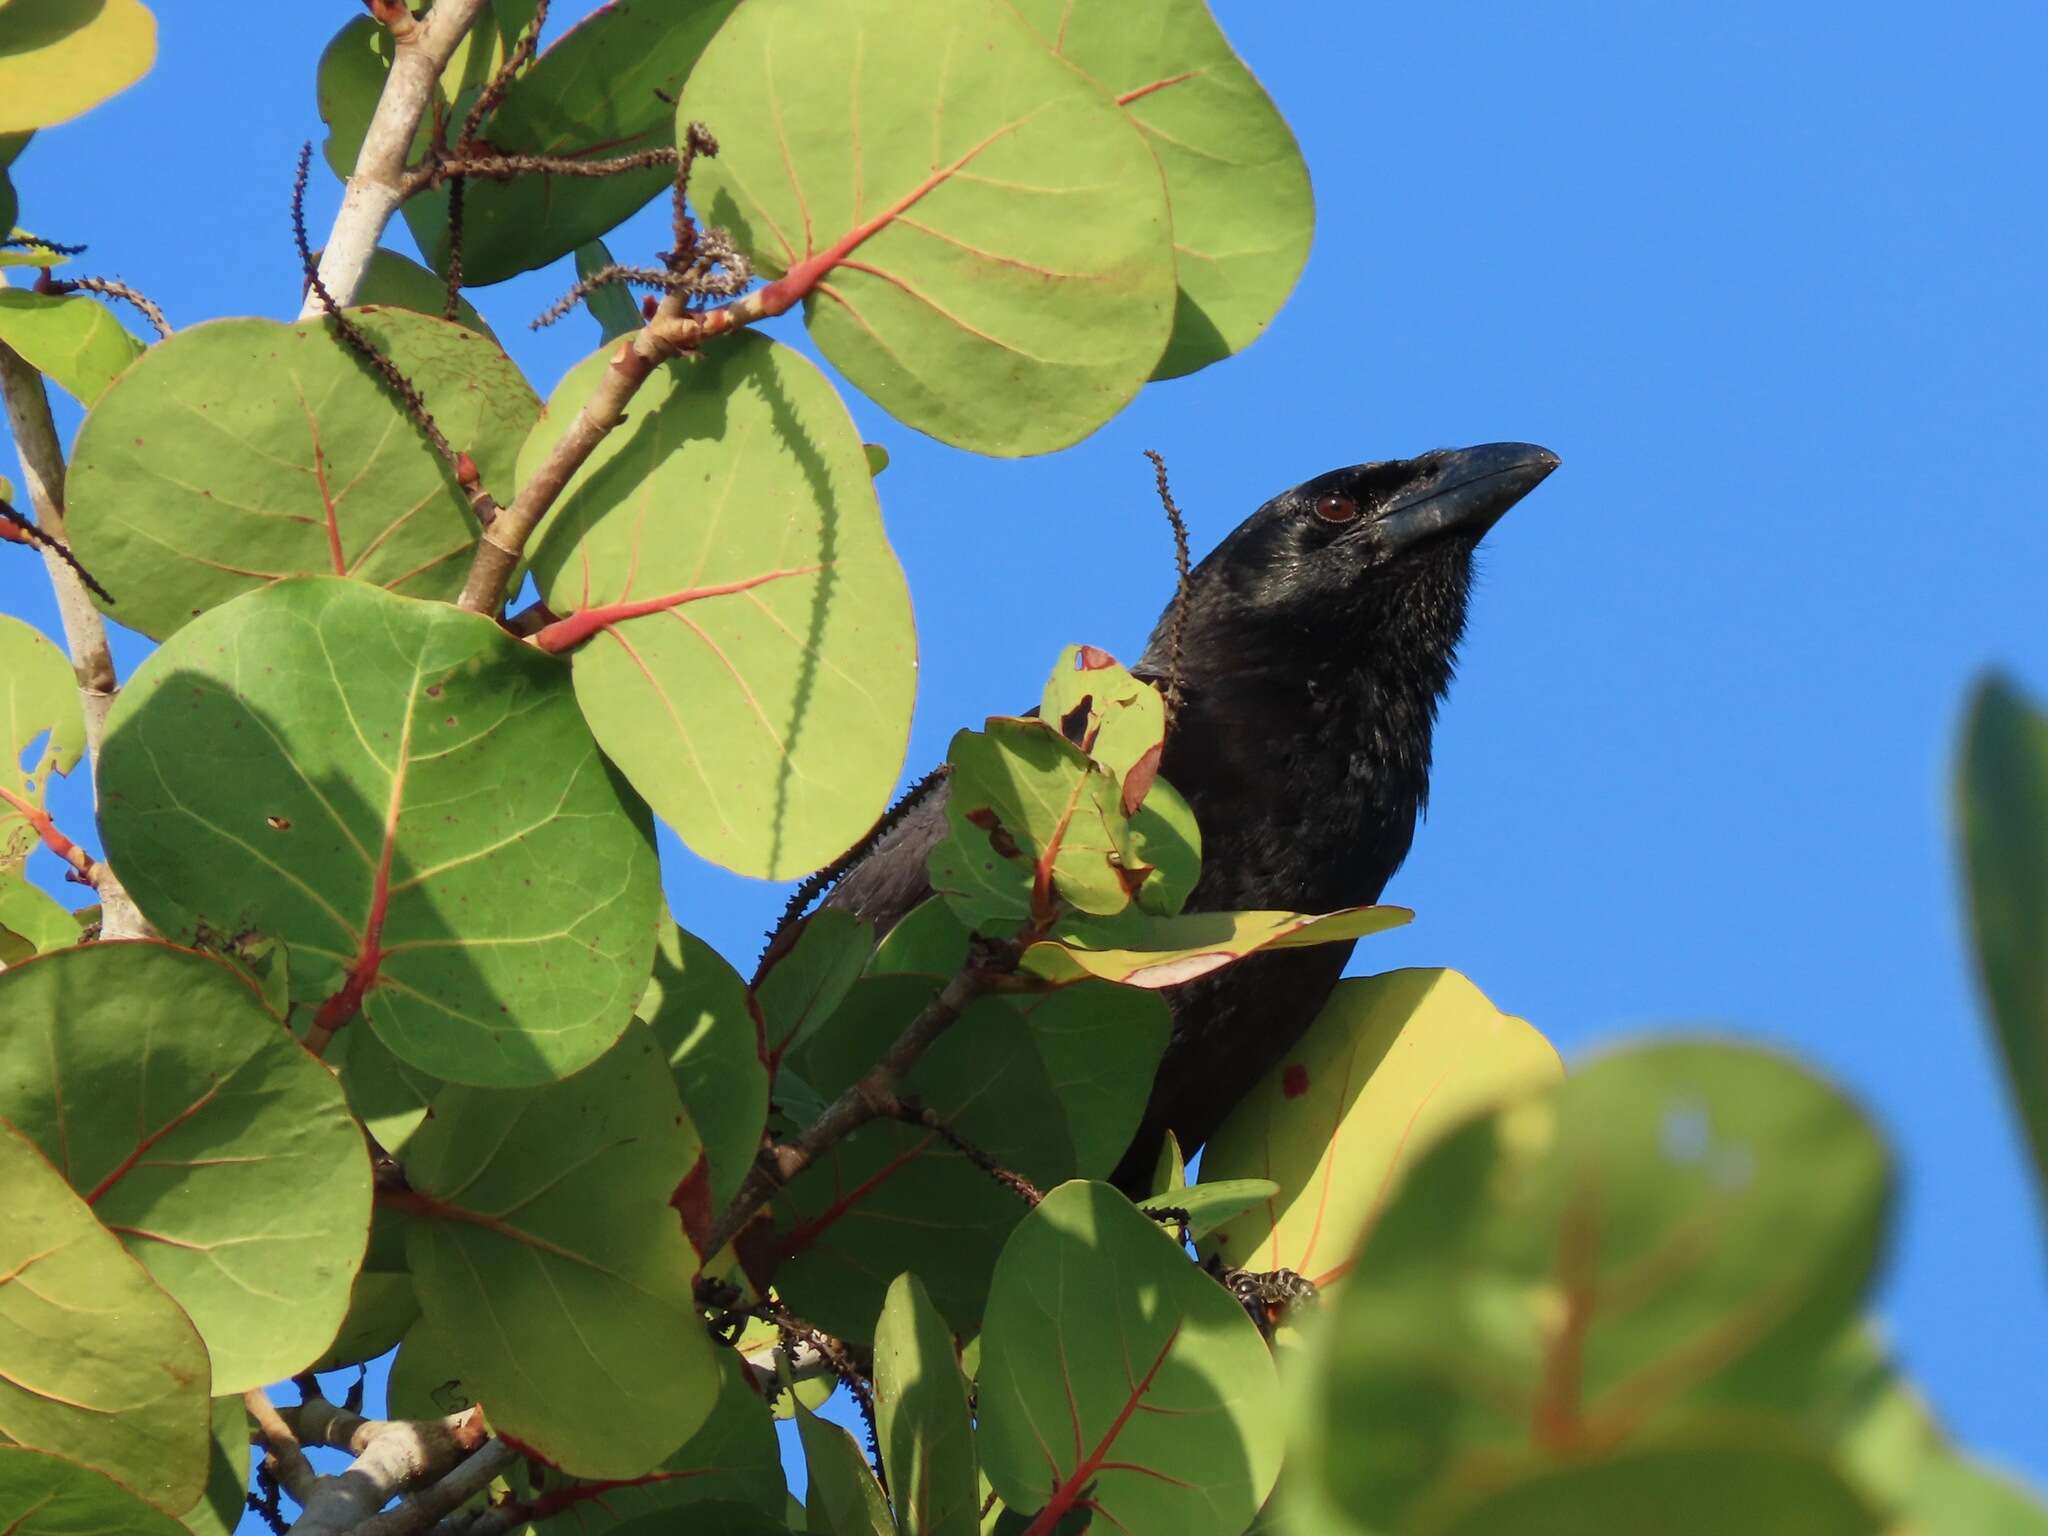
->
(826, 442, 1560, 1191)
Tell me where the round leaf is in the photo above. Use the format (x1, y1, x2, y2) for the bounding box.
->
(1199, 968, 1561, 1280)
(525, 330, 914, 880)
(1292, 1040, 1891, 1532)
(682, 0, 1178, 455)
(0, 942, 372, 1392)
(0, 1448, 189, 1536)
(404, 1023, 721, 1480)
(66, 310, 538, 639)
(97, 578, 661, 1088)
(978, 1181, 1284, 1536)
(0, 0, 156, 132)
(0, 1121, 209, 1515)
(0, 289, 142, 406)
(1011, 0, 1314, 378)
(347, 248, 498, 339)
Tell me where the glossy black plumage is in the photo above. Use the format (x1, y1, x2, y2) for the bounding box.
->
(827, 443, 1559, 1191)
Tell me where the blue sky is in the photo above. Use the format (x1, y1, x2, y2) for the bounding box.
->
(5, 0, 2043, 1510)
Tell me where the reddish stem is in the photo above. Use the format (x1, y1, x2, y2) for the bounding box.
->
(527, 566, 819, 653)
(0, 783, 96, 881)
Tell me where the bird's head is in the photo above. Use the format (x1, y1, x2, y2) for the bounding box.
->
(1155, 442, 1560, 683)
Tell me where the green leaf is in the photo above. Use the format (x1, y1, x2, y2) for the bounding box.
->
(0, 611, 83, 870)
(385, 1313, 477, 1422)
(0, 1120, 209, 1514)
(1958, 672, 2048, 1226)
(1904, 1452, 2048, 1533)
(179, 1397, 253, 1536)
(978, 1181, 1284, 1536)
(1291, 1040, 1891, 1533)
(98, 578, 662, 1088)
(0, 942, 372, 1393)
(307, 1270, 419, 1375)
(348, 248, 498, 339)
(0, 232, 71, 269)
(0, 1448, 189, 1536)
(323, 1019, 441, 1159)
(0, 134, 20, 234)
(734, 1314, 835, 1420)
(1010, 0, 1314, 379)
(868, 896, 971, 978)
(1038, 645, 1166, 800)
(1025, 904, 1412, 988)
(502, 1351, 787, 1533)
(404, 1022, 721, 1479)
(66, 310, 538, 640)
(1138, 1178, 1278, 1244)
(1150, 1129, 1187, 1198)
(1199, 969, 1561, 1279)
(771, 980, 1166, 1339)
(0, 0, 156, 132)
(1398, 1432, 1881, 1536)
(524, 329, 915, 880)
(0, 872, 75, 956)
(683, 0, 1178, 456)
(0, 289, 142, 405)
(874, 1273, 979, 1536)
(796, 1399, 893, 1536)
(576, 240, 643, 341)
(405, 1, 741, 285)
(863, 443, 891, 477)
(757, 910, 873, 1062)
(640, 916, 771, 1211)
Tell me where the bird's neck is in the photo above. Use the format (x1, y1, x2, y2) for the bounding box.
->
(1150, 558, 1471, 913)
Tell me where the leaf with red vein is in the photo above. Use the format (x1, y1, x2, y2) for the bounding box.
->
(97, 578, 661, 1089)
(0, 941, 371, 1393)
(682, 0, 1178, 455)
(1010, 0, 1316, 380)
(66, 309, 537, 640)
(1289, 1041, 1891, 1533)
(524, 330, 914, 881)
(978, 1181, 1283, 1536)
(403, 1022, 722, 1481)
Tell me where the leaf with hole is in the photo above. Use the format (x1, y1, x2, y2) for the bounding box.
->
(1198, 969, 1560, 1281)
(1011, 0, 1314, 379)
(683, 0, 1178, 455)
(524, 329, 915, 880)
(1289, 1040, 1890, 1533)
(65, 310, 536, 639)
(404, 1023, 720, 1479)
(0, 942, 371, 1393)
(0, 0, 156, 132)
(0, 612, 82, 870)
(977, 1181, 1284, 1536)
(97, 578, 661, 1088)
(0, 1121, 209, 1514)
(0, 289, 142, 406)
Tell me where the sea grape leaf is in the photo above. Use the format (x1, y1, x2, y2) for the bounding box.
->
(0, 874, 75, 957)
(0, 1448, 189, 1536)
(1010, 0, 1314, 379)
(0, 942, 372, 1393)
(65, 310, 538, 639)
(873, 1272, 980, 1536)
(1024, 904, 1412, 988)
(796, 1399, 894, 1536)
(1290, 1040, 1891, 1533)
(347, 247, 497, 339)
(977, 1181, 1284, 1536)
(1958, 672, 2048, 1227)
(524, 329, 915, 880)
(1038, 644, 1166, 805)
(179, 1396, 254, 1536)
(1137, 1178, 1278, 1244)
(97, 578, 661, 1088)
(1199, 969, 1561, 1280)
(0, 1121, 209, 1515)
(639, 915, 771, 1211)
(1902, 1452, 2048, 1534)
(322, 1019, 441, 1159)
(0, 0, 157, 132)
(755, 909, 873, 1063)
(0, 611, 83, 869)
(404, 1023, 720, 1480)
(402, 0, 741, 285)
(576, 240, 644, 341)
(683, 0, 1178, 455)
(0, 289, 143, 406)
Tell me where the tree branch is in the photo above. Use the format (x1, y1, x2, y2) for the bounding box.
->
(297, 0, 494, 320)
(273, 1385, 492, 1536)
(0, 333, 149, 939)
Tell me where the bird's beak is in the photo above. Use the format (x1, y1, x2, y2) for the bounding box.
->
(1376, 442, 1560, 554)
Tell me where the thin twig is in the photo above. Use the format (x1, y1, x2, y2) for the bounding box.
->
(1, 232, 87, 255)
(243, 1389, 319, 1506)
(1143, 449, 1193, 726)
(457, 0, 547, 150)
(275, 1390, 492, 1536)
(894, 1097, 1042, 1205)
(1, 496, 115, 602)
(400, 147, 680, 198)
(43, 275, 170, 338)
(298, 0, 494, 318)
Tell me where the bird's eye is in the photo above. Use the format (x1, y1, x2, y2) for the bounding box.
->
(1313, 493, 1359, 524)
